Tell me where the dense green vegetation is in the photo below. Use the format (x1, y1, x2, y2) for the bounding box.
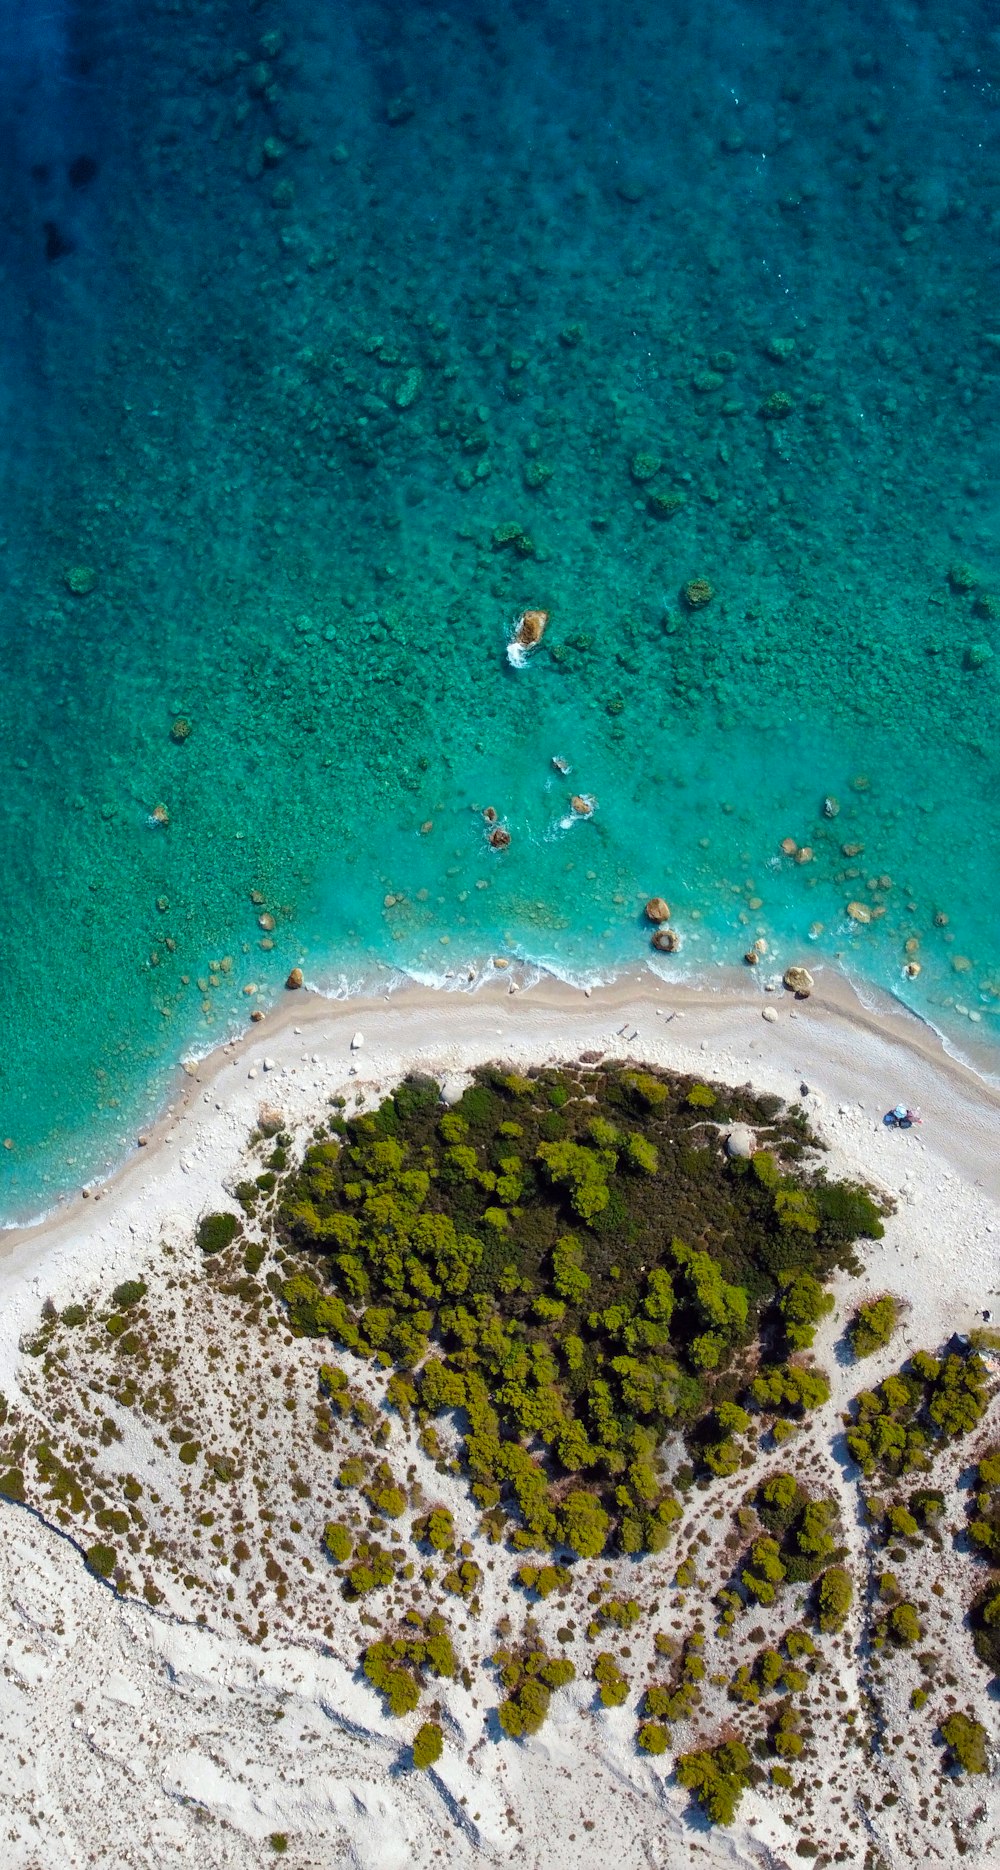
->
(196, 1211, 241, 1255)
(675, 1739, 758, 1825)
(846, 1344, 990, 1479)
(940, 1711, 988, 1775)
(492, 1634, 576, 1735)
(848, 1294, 899, 1359)
(275, 1065, 883, 1558)
(411, 1721, 444, 1770)
(969, 1447, 1000, 1677)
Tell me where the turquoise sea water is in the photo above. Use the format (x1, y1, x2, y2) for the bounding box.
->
(1, 0, 998, 1217)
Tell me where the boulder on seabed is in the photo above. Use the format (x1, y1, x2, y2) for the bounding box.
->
(645, 897, 670, 923)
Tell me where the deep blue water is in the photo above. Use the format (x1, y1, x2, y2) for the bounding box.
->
(0, 0, 998, 1216)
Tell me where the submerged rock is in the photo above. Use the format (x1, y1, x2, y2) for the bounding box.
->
(64, 565, 97, 595)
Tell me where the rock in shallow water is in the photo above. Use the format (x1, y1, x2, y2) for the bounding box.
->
(783, 965, 815, 995)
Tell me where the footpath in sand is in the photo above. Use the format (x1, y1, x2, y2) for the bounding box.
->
(0, 971, 998, 1870)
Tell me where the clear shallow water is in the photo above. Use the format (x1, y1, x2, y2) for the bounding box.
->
(1, 0, 998, 1216)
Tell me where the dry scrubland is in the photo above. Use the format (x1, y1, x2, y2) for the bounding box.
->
(1, 997, 999, 1870)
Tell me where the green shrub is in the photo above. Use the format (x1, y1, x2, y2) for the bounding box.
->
(61, 1304, 87, 1327)
(776, 1269, 833, 1352)
(323, 1521, 353, 1563)
(676, 1740, 754, 1825)
(849, 1295, 898, 1358)
(111, 1280, 146, 1309)
(621, 1071, 669, 1109)
(815, 1567, 853, 1633)
(686, 1084, 716, 1109)
(196, 1211, 240, 1255)
(412, 1721, 444, 1770)
(887, 1601, 921, 1646)
(593, 1652, 629, 1707)
(560, 1490, 610, 1559)
(637, 1721, 669, 1755)
(413, 1507, 455, 1552)
(85, 1543, 117, 1579)
(940, 1711, 987, 1774)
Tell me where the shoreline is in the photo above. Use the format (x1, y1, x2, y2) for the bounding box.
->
(3, 953, 998, 1239)
(1, 963, 999, 1381)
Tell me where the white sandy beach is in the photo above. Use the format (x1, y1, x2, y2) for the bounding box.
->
(1, 970, 998, 1869)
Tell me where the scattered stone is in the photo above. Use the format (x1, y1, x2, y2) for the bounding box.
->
(761, 1005, 779, 1022)
(645, 897, 670, 923)
(492, 957, 509, 969)
(965, 641, 994, 669)
(483, 806, 498, 824)
(948, 561, 978, 592)
(847, 901, 871, 923)
(250, 890, 265, 906)
(647, 490, 687, 519)
(489, 825, 511, 850)
(783, 965, 815, 995)
(258, 912, 276, 931)
(251, 1009, 264, 1022)
(952, 955, 972, 972)
(682, 577, 714, 609)
(822, 795, 840, 817)
(795, 846, 814, 865)
(630, 451, 661, 482)
(570, 795, 595, 817)
(394, 367, 423, 410)
(842, 841, 864, 858)
(150, 803, 170, 827)
(904, 961, 922, 978)
(780, 837, 798, 856)
(934, 911, 949, 926)
(651, 927, 680, 953)
(760, 390, 794, 420)
(64, 565, 97, 595)
(726, 1124, 754, 1159)
(744, 948, 758, 966)
(285, 967, 303, 989)
(513, 607, 548, 646)
(552, 755, 570, 774)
